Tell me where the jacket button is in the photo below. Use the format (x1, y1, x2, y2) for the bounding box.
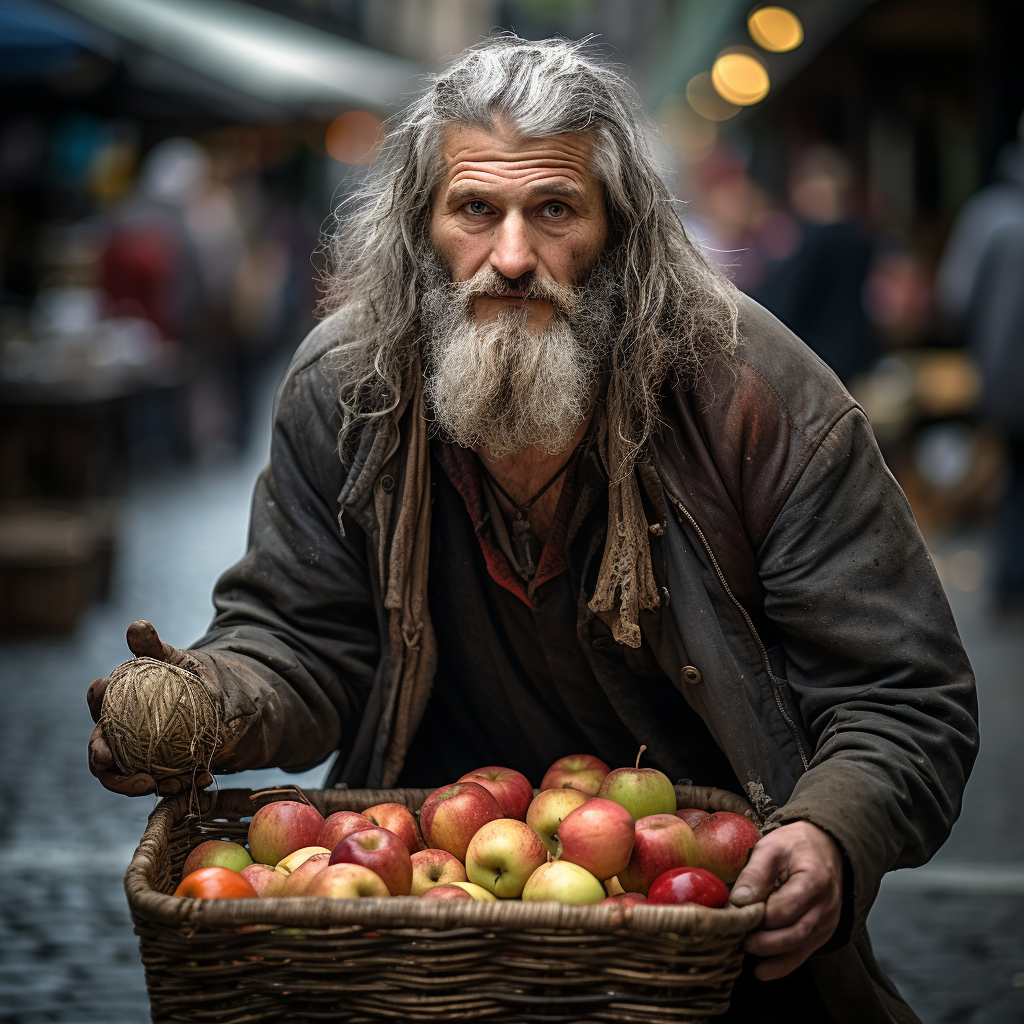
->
(659, 586, 670, 607)
(380, 474, 395, 493)
(681, 665, 701, 685)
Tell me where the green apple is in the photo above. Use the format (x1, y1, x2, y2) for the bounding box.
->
(466, 819, 547, 898)
(450, 881, 497, 901)
(596, 746, 676, 821)
(181, 840, 253, 877)
(522, 861, 605, 904)
(526, 788, 589, 855)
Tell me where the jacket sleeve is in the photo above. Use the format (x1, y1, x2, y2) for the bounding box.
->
(188, 341, 380, 775)
(757, 406, 979, 940)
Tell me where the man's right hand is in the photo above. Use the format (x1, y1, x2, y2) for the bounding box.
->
(87, 620, 215, 796)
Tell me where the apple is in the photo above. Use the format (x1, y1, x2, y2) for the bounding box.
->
(692, 812, 761, 884)
(420, 884, 474, 900)
(457, 766, 534, 820)
(248, 800, 325, 865)
(174, 866, 257, 899)
(240, 863, 283, 897)
(676, 808, 711, 829)
(361, 803, 426, 855)
(317, 810, 374, 852)
(539, 754, 611, 796)
(522, 861, 605, 904)
(278, 853, 329, 895)
(465, 819, 547, 898)
(618, 814, 700, 896)
(419, 782, 503, 861)
(526, 788, 589, 855)
(410, 849, 468, 896)
(303, 862, 390, 899)
(450, 881, 497, 901)
(275, 846, 330, 875)
(601, 892, 647, 906)
(557, 798, 635, 880)
(329, 827, 412, 896)
(596, 746, 676, 821)
(646, 866, 729, 908)
(182, 840, 252, 877)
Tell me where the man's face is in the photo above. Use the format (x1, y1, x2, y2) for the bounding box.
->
(429, 123, 609, 330)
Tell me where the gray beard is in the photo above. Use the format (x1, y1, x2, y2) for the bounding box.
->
(418, 252, 618, 458)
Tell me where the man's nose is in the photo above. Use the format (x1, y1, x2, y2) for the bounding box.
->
(488, 211, 538, 281)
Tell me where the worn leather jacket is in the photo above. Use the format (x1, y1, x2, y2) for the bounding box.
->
(193, 294, 977, 1023)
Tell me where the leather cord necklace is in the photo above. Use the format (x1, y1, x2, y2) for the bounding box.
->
(476, 442, 583, 580)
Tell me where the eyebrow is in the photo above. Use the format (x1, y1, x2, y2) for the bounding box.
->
(445, 180, 589, 208)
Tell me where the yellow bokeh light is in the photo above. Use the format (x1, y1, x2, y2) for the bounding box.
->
(685, 73, 740, 122)
(711, 51, 770, 106)
(748, 6, 804, 53)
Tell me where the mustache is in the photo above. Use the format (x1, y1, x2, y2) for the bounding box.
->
(446, 266, 583, 314)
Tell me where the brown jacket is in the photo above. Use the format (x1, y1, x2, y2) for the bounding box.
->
(196, 294, 977, 1022)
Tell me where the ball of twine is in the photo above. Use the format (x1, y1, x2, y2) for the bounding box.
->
(99, 657, 220, 779)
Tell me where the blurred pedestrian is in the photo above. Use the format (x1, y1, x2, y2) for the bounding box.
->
(755, 146, 875, 384)
(936, 113, 1024, 609)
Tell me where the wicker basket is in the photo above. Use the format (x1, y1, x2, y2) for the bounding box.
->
(126, 784, 765, 1023)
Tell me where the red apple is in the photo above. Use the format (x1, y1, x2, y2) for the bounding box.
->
(278, 853, 330, 895)
(419, 782, 503, 861)
(618, 814, 700, 896)
(526, 788, 590, 855)
(450, 881, 497, 901)
(647, 866, 729, 908)
(303, 862, 390, 898)
(601, 892, 647, 906)
(247, 800, 325, 865)
(274, 846, 330, 874)
(457, 766, 534, 820)
(420, 884, 474, 900)
(540, 754, 611, 796)
(677, 807, 711, 828)
(182, 840, 253, 877)
(174, 866, 257, 899)
(410, 848, 468, 896)
(361, 803, 426, 855)
(317, 810, 374, 852)
(692, 812, 761, 884)
(329, 827, 412, 896)
(240, 863, 282, 897)
(557, 797, 635, 880)
(465, 819, 547, 898)
(522, 861, 605, 904)
(596, 747, 676, 821)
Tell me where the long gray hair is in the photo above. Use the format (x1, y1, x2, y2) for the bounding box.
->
(321, 34, 738, 468)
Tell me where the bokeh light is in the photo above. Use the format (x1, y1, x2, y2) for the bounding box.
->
(659, 95, 719, 164)
(685, 73, 741, 121)
(325, 110, 385, 165)
(747, 6, 804, 53)
(712, 49, 770, 106)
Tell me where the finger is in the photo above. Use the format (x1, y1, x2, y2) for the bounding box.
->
(88, 724, 114, 772)
(87, 678, 109, 723)
(730, 838, 788, 906)
(753, 947, 816, 982)
(744, 910, 831, 959)
(126, 620, 186, 666)
(761, 865, 833, 931)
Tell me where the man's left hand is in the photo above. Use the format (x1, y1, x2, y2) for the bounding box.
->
(728, 820, 844, 981)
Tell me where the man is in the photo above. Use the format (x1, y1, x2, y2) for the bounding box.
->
(87, 38, 977, 1022)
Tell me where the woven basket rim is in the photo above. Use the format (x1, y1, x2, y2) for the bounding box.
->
(125, 785, 766, 938)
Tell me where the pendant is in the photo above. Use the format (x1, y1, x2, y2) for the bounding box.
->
(512, 517, 537, 580)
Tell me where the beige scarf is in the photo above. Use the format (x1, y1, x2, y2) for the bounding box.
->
(379, 378, 658, 784)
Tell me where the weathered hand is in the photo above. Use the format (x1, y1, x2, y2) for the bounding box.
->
(87, 620, 214, 797)
(729, 820, 844, 980)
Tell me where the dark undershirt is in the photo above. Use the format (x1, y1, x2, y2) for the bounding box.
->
(398, 440, 741, 793)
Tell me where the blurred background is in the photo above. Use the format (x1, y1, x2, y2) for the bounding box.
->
(1, 1, 1022, 1022)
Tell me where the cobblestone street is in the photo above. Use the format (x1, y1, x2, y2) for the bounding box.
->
(1, 376, 1021, 1023)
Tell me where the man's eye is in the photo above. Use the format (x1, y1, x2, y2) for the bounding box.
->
(466, 201, 490, 215)
(544, 203, 568, 218)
